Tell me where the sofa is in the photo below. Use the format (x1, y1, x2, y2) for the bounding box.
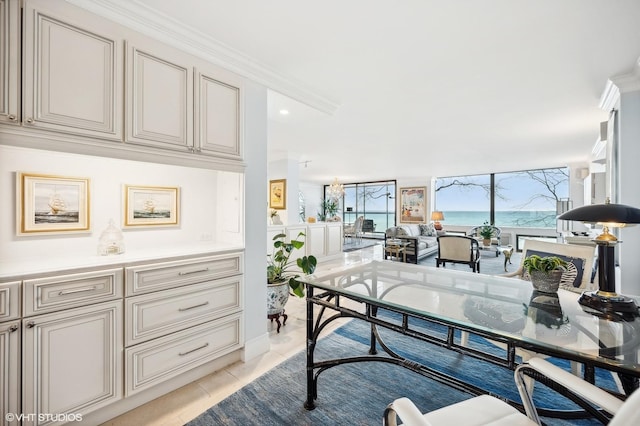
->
(385, 223, 444, 263)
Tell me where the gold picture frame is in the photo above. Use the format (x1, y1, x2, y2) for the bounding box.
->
(124, 185, 180, 228)
(399, 186, 427, 224)
(17, 172, 91, 235)
(269, 179, 286, 209)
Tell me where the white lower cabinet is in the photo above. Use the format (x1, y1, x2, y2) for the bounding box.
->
(22, 300, 122, 426)
(124, 253, 244, 397)
(0, 320, 20, 426)
(3, 251, 243, 424)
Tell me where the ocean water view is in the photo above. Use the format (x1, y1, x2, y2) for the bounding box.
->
(345, 210, 556, 233)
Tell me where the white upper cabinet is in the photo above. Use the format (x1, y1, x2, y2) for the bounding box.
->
(195, 69, 242, 159)
(126, 42, 193, 151)
(22, 0, 123, 140)
(0, 0, 20, 124)
(1, 0, 244, 164)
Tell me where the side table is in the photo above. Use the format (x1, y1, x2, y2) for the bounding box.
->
(385, 242, 408, 262)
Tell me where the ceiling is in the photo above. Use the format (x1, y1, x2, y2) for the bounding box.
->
(92, 0, 640, 184)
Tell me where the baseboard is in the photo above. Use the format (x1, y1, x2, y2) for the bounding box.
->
(242, 332, 270, 362)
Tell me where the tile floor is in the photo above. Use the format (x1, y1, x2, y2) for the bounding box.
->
(103, 243, 384, 425)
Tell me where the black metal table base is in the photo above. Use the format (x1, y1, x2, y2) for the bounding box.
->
(304, 286, 632, 421)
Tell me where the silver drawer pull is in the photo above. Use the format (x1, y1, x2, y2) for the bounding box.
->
(26, 321, 36, 328)
(178, 268, 209, 276)
(9, 324, 19, 332)
(58, 286, 97, 296)
(179, 342, 209, 356)
(178, 301, 209, 312)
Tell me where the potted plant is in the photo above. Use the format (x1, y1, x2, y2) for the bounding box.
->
(267, 232, 317, 316)
(479, 221, 494, 246)
(522, 254, 568, 293)
(317, 199, 338, 221)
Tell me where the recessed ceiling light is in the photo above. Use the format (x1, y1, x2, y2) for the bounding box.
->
(279, 109, 289, 115)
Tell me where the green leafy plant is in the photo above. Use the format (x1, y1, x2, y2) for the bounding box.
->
(267, 232, 317, 297)
(317, 199, 339, 221)
(523, 255, 568, 274)
(479, 221, 494, 240)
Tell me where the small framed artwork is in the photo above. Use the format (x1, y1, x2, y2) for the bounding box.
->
(124, 185, 180, 228)
(17, 172, 91, 235)
(269, 179, 286, 209)
(399, 186, 427, 224)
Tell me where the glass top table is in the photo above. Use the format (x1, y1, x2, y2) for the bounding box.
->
(298, 260, 640, 412)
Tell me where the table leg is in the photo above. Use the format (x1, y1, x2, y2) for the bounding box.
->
(305, 286, 316, 410)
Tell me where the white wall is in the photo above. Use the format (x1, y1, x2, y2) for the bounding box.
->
(617, 89, 640, 296)
(242, 80, 269, 353)
(0, 145, 242, 266)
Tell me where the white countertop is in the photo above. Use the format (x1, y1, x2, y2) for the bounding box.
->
(0, 242, 244, 279)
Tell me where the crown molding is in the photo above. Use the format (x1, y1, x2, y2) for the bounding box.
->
(599, 56, 640, 111)
(65, 0, 339, 115)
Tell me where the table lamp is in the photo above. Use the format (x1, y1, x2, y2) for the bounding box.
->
(431, 211, 444, 230)
(558, 198, 640, 317)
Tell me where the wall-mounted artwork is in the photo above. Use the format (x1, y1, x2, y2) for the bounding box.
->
(17, 172, 90, 235)
(124, 185, 180, 228)
(399, 186, 426, 223)
(269, 179, 286, 209)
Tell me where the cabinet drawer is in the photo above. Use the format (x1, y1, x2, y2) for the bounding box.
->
(125, 252, 243, 296)
(125, 276, 242, 346)
(125, 313, 243, 396)
(23, 268, 123, 316)
(0, 281, 21, 322)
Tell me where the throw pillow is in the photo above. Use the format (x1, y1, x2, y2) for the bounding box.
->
(419, 224, 430, 236)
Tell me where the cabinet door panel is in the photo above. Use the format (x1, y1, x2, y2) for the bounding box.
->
(326, 224, 344, 256)
(195, 71, 241, 158)
(0, 321, 20, 426)
(307, 225, 326, 257)
(22, 301, 122, 425)
(0, 0, 20, 124)
(23, 1, 122, 139)
(126, 44, 193, 150)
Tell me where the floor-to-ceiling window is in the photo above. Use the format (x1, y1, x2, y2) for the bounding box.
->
(435, 168, 569, 228)
(326, 180, 396, 235)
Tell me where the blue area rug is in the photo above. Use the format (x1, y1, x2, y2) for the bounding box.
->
(188, 311, 617, 425)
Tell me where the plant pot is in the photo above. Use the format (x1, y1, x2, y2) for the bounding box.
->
(483, 238, 491, 247)
(267, 280, 290, 315)
(529, 270, 563, 293)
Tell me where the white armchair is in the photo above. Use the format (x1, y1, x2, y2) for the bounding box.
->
(383, 357, 639, 426)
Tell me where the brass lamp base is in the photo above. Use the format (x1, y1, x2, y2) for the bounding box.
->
(579, 291, 639, 318)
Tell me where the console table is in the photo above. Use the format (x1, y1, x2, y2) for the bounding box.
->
(298, 261, 640, 419)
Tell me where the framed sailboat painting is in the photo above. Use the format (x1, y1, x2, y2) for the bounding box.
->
(124, 185, 180, 228)
(17, 172, 91, 235)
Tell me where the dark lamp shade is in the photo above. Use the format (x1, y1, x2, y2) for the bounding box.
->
(431, 211, 444, 221)
(558, 203, 640, 225)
